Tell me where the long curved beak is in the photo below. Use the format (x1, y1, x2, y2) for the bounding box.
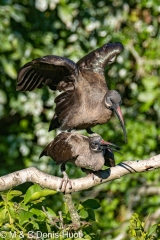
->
(100, 140, 121, 149)
(100, 139, 122, 155)
(114, 105, 127, 143)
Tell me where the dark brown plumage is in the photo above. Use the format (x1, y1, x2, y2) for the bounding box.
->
(40, 132, 116, 170)
(39, 132, 120, 190)
(17, 42, 127, 142)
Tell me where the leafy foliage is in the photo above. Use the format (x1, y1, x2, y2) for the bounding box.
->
(129, 213, 160, 240)
(0, 0, 159, 239)
(0, 185, 101, 239)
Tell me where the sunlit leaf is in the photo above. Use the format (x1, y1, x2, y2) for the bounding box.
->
(24, 184, 41, 204)
(79, 209, 88, 219)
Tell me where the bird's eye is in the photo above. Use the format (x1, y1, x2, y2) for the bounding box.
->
(110, 98, 115, 104)
(105, 97, 114, 109)
(91, 142, 99, 152)
(91, 141, 99, 150)
(91, 142, 96, 146)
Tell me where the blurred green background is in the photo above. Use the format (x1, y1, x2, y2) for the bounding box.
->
(0, 0, 160, 239)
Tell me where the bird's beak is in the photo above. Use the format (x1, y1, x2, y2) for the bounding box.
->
(114, 105, 127, 143)
(100, 140, 121, 149)
(100, 140, 122, 155)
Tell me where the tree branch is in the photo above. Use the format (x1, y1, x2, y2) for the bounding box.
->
(64, 193, 83, 237)
(0, 154, 159, 193)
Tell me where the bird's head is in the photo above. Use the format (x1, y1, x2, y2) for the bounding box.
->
(88, 133, 122, 155)
(88, 134, 103, 152)
(88, 134, 113, 152)
(105, 90, 127, 143)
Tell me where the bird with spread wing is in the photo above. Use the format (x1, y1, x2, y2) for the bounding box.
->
(17, 42, 127, 142)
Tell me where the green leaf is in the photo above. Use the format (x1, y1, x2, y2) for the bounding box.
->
(24, 185, 57, 204)
(1, 57, 17, 79)
(0, 193, 7, 202)
(58, 5, 73, 27)
(36, 189, 57, 198)
(129, 229, 137, 237)
(148, 224, 157, 236)
(19, 209, 34, 226)
(81, 199, 101, 209)
(46, 222, 51, 232)
(9, 190, 22, 196)
(84, 235, 92, 239)
(29, 197, 45, 204)
(95, 229, 101, 240)
(79, 209, 88, 219)
(87, 209, 95, 221)
(24, 184, 41, 204)
(0, 202, 4, 207)
(29, 192, 42, 201)
(19, 209, 34, 219)
(30, 189, 57, 202)
(46, 207, 56, 217)
(30, 208, 46, 219)
(7, 190, 22, 201)
(0, 209, 8, 223)
(8, 207, 15, 220)
(20, 203, 29, 211)
(142, 76, 159, 90)
(138, 90, 156, 103)
(30, 219, 39, 229)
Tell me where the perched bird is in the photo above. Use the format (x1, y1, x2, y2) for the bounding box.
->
(39, 132, 120, 191)
(17, 42, 127, 142)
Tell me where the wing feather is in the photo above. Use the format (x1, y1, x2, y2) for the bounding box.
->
(39, 132, 75, 164)
(17, 55, 78, 92)
(39, 132, 88, 165)
(104, 149, 115, 167)
(77, 42, 124, 76)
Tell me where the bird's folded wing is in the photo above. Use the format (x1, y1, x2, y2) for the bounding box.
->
(39, 133, 73, 164)
(16, 55, 78, 91)
(39, 132, 83, 164)
(77, 42, 124, 77)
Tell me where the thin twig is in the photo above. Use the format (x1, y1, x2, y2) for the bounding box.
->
(42, 206, 61, 229)
(64, 193, 83, 237)
(58, 211, 64, 229)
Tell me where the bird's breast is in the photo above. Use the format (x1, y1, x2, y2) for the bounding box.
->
(60, 71, 111, 130)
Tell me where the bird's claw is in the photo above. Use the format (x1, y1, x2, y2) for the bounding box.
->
(59, 171, 72, 192)
(81, 168, 102, 181)
(89, 171, 103, 182)
(87, 172, 95, 180)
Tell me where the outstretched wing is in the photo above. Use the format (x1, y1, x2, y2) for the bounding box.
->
(17, 55, 78, 91)
(77, 42, 123, 76)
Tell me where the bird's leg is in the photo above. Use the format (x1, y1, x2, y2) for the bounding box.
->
(86, 128, 94, 134)
(67, 128, 73, 132)
(59, 163, 72, 192)
(81, 168, 103, 182)
(81, 168, 95, 180)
